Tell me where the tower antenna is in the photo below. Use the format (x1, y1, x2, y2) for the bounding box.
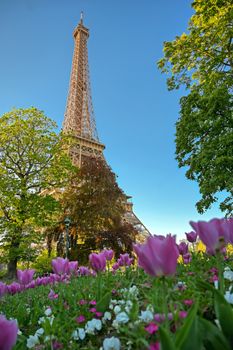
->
(80, 11, 83, 23)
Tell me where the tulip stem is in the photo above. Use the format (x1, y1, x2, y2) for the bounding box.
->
(216, 252, 225, 294)
(97, 272, 102, 300)
(161, 277, 169, 332)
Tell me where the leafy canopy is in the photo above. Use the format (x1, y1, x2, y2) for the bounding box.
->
(158, 0, 233, 214)
(0, 107, 74, 271)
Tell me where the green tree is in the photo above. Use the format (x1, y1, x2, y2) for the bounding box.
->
(158, 0, 233, 214)
(51, 157, 134, 261)
(0, 107, 74, 277)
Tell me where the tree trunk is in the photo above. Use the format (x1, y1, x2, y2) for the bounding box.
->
(7, 258, 18, 279)
(7, 238, 21, 279)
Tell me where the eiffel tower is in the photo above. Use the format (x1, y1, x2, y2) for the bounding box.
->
(63, 14, 151, 238)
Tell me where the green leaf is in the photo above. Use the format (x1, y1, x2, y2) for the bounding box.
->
(159, 326, 176, 350)
(198, 317, 231, 350)
(214, 289, 233, 347)
(96, 292, 111, 313)
(175, 303, 202, 350)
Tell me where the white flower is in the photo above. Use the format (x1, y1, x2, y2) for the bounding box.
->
(35, 328, 44, 337)
(78, 328, 86, 340)
(139, 310, 154, 323)
(27, 335, 39, 349)
(112, 319, 119, 329)
(146, 304, 154, 313)
(224, 268, 233, 281)
(72, 330, 79, 340)
(214, 280, 219, 290)
(103, 336, 121, 350)
(17, 329, 22, 336)
(44, 308, 52, 316)
(103, 311, 112, 321)
(38, 317, 45, 324)
(44, 335, 55, 342)
(114, 305, 121, 315)
(215, 319, 221, 329)
(85, 318, 102, 334)
(225, 291, 233, 304)
(115, 312, 129, 324)
(94, 319, 102, 331)
(128, 285, 139, 297)
(72, 328, 85, 340)
(125, 300, 133, 313)
(48, 315, 55, 326)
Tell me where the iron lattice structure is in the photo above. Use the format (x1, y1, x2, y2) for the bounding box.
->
(63, 15, 151, 237)
(63, 15, 105, 166)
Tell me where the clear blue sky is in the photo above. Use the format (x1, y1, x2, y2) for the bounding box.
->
(0, 0, 223, 239)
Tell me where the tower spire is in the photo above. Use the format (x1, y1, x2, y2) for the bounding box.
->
(80, 11, 83, 24)
(63, 16, 105, 165)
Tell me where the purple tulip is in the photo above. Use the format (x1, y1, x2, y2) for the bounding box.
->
(177, 242, 189, 256)
(0, 314, 18, 350)
(68, 261, 78, 273)
(185, 231, 198, 243)
(51, 257, 69, 275)
(190, 218, 228, 255)
(112, 262, 120, 271)
(117, 253, 133, 266)
(79, 266, 91, 276)
(17, 269, 35, 285)
(0, 282, 8, 297)
(182, 253, 192, 264)
(26, 281, 36, 289)
(220, 218, 233, 244)
(89, 253, 106, 272)
(102, 249, 114, 261)
(133, 234, 179, 277)
(7, 282, 21, 295)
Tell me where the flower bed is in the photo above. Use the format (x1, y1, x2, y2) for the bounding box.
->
(0, 218, 233, 349)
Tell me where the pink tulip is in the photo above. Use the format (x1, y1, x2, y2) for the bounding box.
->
(102, 249, 114, 261)
(51, 257, 69, 275)
(17, 269, 35, 285)
(133, 235, 179, 277)
(190, 218, 228, 255)
(185, 231, 198, 243)
(149, 342, 160, 350)
(179, 311, 188, 319)
(89, 253, 106, 272)
(145, 322, 159, 334)
(68, 261, 78, 273)
(177, 242, 189, 256)
(0, 315, 18, 350)
(48, 289, 59, 300)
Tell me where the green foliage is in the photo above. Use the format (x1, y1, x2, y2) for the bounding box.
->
(176, 85, 233, 213)
(158, 0, 233, 90)
(32, 249, 56, 274)
(158, 0, 233, 214)
(0, 107, 74, 275)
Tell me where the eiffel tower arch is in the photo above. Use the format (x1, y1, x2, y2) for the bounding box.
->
(63, 14, 151, 238)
